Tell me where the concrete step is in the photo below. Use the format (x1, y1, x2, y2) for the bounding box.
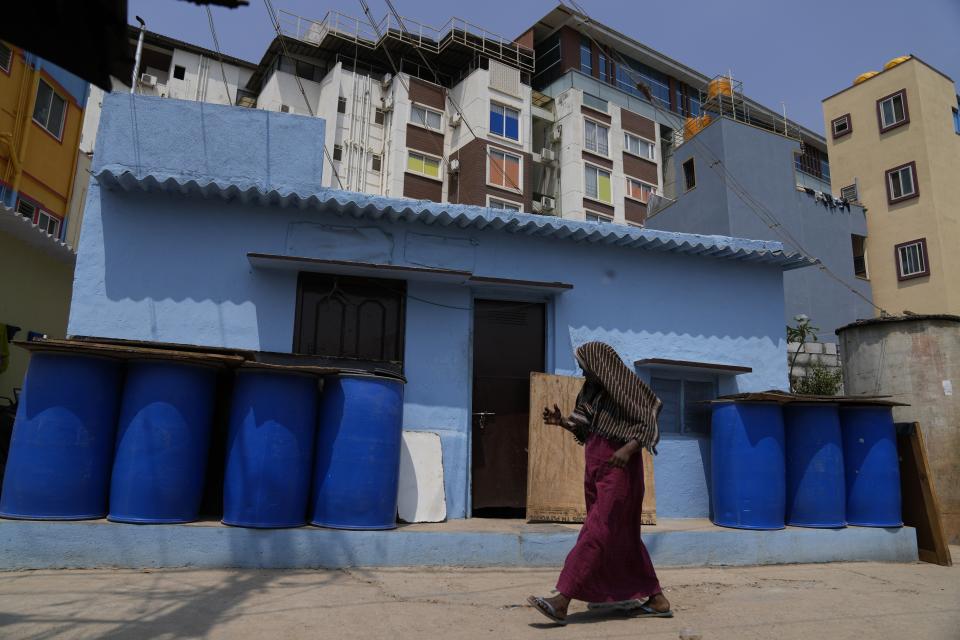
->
(0, 518, 917, 570)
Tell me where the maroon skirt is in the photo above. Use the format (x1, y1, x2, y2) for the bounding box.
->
(556, 433, 661, 603)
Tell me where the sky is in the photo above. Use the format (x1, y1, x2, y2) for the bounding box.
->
(129, 0, 960, 134)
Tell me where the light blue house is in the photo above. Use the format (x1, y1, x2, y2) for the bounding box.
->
(69, 94, 810, 522)
(647, 117, 873, 342)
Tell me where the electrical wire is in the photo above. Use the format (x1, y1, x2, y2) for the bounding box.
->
(262, 0, 346, 190)
(204, 6, 234, 106)
(560, 0, 886, 315)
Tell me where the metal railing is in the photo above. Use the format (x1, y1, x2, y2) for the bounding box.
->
(277, 9, 534, 74)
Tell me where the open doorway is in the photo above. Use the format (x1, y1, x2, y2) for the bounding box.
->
(471, 299, 546, 518)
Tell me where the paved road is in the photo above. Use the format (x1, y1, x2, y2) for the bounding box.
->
(0, 555, 957, 639)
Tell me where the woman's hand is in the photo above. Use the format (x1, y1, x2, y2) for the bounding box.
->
(607, 440, 640, 468)
(542, 404, 564, 426)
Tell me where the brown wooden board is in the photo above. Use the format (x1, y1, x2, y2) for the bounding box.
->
(527, 372, 655, 525)
(15, 339, 244, 367)
(897, 422, 953, 566)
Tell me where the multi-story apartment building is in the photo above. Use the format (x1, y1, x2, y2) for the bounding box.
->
(243, 10, 536, 210)
(823, 56, 960, 315)
(0, 40, 89, 247)
(239, 6, 834, 229)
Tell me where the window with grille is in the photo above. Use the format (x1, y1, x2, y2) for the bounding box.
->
(896, 238, 929, 280)
(831, 114, 851, 138)
(584, 118, 609, 156)
(585, 211, 612, 223)
(294, 273, 405, 366)
(375, 108, 385, 125)
(337, 96, 347, 114)
(682, 158, 696, 191)
(371, 154, 381, 172)
(333, 144, 342, 161)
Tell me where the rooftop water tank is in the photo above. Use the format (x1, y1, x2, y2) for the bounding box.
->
(707, 77, 733, 100)
(853, 71, 879, 85)
(884, 56, 911, 70)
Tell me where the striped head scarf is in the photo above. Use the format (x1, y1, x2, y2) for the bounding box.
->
(571, 342, 662, 452)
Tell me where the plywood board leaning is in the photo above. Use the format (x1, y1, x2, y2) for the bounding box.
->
(527, 372, 655, 524)
(897, 422, 952, 566)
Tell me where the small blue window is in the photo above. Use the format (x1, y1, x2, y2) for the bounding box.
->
(490, 103, 520, 141)
(953, 106, 959, 134)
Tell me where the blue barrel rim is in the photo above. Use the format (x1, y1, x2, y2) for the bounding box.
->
(0, 510, 108, 521)
(310, 519, 398, 531)
(126, 356, 226, 371)
(223, 518, 309, 529)
(107, 515, 198, 525)
(846, 520, 903, 528)
(327, 372, 406, 383)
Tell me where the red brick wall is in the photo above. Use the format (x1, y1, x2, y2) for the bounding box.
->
(581, 105, 611, 124)
(583, 198, 614, 217)
(620, 108, 656, 140)
(582, 150, 613, 170)
(624, 198, 647, 225)
(403, 172, 442, 201)
(408, 78, 445, 110)
(405, 124, 445, 156)
(623, 154, 658, 184)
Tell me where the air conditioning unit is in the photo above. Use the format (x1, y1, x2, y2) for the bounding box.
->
(383, 96, 395, 112)
(450, 112, 462, 128)
(551, 125, 562, 142)
(381, 73, 393, 89)
(448, 158, 461, 173)
(540, 148, 556, 162)
(540, 196, 556, 211)
(139, 73, 158, 87)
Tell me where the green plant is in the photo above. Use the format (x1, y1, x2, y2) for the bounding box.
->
(793, 363, 843, 396)
(786, 314, 819, 387)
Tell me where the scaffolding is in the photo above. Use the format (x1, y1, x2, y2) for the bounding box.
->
(278, 9, 535, 76)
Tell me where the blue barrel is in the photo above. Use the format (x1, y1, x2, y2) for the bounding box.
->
(0, 353, 122, 520)
(310, 375, 404, 530)
(783, 404, 845, 528)
(222, 370, 319, 528)
(840, 406, 902, 527)
(109, 360, 218, 523)
(711, 401, 785, 530)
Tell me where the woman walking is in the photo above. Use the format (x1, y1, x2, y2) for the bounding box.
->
(527, 341, 672, 625)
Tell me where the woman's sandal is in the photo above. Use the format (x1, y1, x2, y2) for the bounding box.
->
(527, 595, 568, 626)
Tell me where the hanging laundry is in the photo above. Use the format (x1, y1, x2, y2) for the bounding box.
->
(804, 187, 816, 197)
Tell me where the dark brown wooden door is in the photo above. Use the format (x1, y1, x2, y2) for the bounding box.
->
(471, 300, 545, 514)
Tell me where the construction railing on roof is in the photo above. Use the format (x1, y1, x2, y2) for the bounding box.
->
(278, 9, 535, 75)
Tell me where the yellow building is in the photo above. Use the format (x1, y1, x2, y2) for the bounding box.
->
(823, 56, 960, 316)
(0, 40, 89, 248)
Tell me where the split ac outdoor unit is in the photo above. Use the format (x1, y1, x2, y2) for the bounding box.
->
(540, 196, 556, 210)
(450, 112, 462, 127)
(140, 73, 158, 87)
(383, 96, 394, 112)
(540, 148, 556, 162)
(381, 73, 393, 89)
(448, 158, 461, 173)
(551, 126, 562, 142)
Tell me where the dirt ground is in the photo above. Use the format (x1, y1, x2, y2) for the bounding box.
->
(0, 553, 957, 639)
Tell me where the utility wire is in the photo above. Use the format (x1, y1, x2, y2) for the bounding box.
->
(262, 0, 345, 190)
(560, 0, 885, 315)
(204, 7, 234, 106)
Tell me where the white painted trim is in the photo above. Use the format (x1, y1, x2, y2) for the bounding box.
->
(406, 149, 444, 182)
(486, 194, 523, 210)
(409, 102, 445, 133)
(489, 100, 522, 145)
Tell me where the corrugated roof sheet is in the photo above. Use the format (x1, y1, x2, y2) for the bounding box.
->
(94, 168, 815, 270)
(0, 204, 76, 263)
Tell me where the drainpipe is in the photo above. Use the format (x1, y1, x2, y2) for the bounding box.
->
(131, 16, 146, 94)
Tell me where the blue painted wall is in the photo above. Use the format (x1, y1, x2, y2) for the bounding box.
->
(70, 95, 795, 520)
(648, 118, 873, 342)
